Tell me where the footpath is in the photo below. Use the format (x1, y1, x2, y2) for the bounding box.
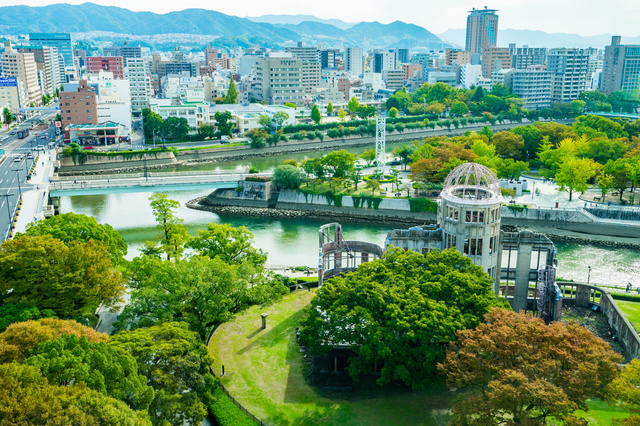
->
(12, 149, 55, 236)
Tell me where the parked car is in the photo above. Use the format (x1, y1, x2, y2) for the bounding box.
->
(83, 146, 94, 150)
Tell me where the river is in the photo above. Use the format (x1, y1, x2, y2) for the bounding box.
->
(59, 187, 640, 287)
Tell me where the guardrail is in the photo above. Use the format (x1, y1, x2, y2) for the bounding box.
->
(49, 174, 258, 191)
(51, 168, 255, 182)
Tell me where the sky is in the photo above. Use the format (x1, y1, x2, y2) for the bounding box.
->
(1, 0, 639, 36)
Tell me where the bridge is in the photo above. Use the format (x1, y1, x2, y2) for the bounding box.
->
(592, 112, 640, 120)
(48, 170, 272, 197)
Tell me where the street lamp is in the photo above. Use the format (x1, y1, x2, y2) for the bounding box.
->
(143, 153, 148, 181)
(11, 166, 23, 194)
(587, 265, 592, 286)
(0, 190, 15, 231)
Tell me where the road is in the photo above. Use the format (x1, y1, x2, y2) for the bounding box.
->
(0, 111, 58, 240)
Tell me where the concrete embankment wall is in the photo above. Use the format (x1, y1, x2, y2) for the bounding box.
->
(204, 181, 273, 209)
(58, 152, 178, 173)
(586, 207, 640, 222)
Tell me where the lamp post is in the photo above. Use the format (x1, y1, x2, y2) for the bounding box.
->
(11, 166, 23, 194)
(0, 190, 15, 233)
(423, 98, 426, 115)
(143, 153, 148, 181)
(587, 265, 592, 286)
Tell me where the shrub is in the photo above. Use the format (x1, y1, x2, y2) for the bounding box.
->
(408, 198, 438, 213)
(245, 176, 270, 182)
(209, 386, 255, 426)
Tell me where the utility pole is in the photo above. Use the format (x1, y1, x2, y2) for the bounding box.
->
(375, 116, 386, 177)
(0, 190, 15, 238)
(11, 166, 24, 194)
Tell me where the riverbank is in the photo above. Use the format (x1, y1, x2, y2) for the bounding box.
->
(187, 196, 640, 250)
(57, 120, 571, 176)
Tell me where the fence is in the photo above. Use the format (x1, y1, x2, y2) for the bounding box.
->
(206, 325, 270, 426)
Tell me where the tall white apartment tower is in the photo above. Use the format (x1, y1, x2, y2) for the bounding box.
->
(126, 57, 152, 114)
(345, 47, 363, 76)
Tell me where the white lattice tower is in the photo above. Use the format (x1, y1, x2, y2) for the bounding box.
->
(375, 116, 386, 177)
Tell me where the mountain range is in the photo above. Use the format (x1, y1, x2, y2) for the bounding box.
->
(0, 3, 445, 49)
(247, 14, 358, 30)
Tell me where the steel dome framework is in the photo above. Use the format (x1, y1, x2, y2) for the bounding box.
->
(442, 162, 502, 203)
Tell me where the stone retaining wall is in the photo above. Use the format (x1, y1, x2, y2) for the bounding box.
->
(586, 207, 640, 222)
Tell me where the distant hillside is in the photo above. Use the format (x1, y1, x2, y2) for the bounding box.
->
(248, 14, 358, 30)
(0, 3, 299, 41)
(347, 21, 442, 48)
(438, 28, 640, 49)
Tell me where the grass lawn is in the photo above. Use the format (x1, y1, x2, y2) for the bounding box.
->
(615, 300, 640, 331)
(209, 290, 452, 426)
(579, 399, 631, 425)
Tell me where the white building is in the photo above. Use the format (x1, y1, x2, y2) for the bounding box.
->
(362, 73, 383, 91)
(345, 47, 363, 77)
(460, 64, 483, 89)
(511, 68, 552, 110)
(88, 71, 132, 134)
(548, 48, 589, 103)
(126, 57, 152, 115)
(149, 98, 210, 130)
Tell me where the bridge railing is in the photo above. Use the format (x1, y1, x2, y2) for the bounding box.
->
(51, 168, 254, 182)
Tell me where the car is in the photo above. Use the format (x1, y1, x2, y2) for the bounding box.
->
(9, 131, 15, 135)
(26, 153, 34, 159)
(83, 146, 94, 150)
(13, 157, 21, 162)
(34, 146, 45, 151)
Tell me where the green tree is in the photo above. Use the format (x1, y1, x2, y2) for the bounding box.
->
(273, 111, 289, 129)
(110, 322, 215, 426)
(143, 110, 163, 140)
(322, 149, 357, 177)
(284, 102, 296, 108)
(214, 111, 234, 136)
(0, 304, 57, 332)
(326, 102, 334, 115)
(450, 101, 469, 117)
(492, 131, 526, 160)
(116, 256, 285, 340)
(597, 172, 614, 203)
(223, 77, 238, 104)
(0, 363, 152, 426)
(605, 158, 634, 201)
(609, 359, 640, 425)
(360, 148, 377, 167)
(302, 157, 326, 180)
(386, 90, 411, 111)
(573, 114, 628, 139)
(301, 248, 501, 389)
(24, 334, 154, 411)
(258, 114, 272, 129)
(512, 125, 543, 159)
(365, 178, 381, 194)
(347, 96, 359, 114)
(0, 236, 125, 319)
(197, 123, 216, 138)
(338, 108, 347, 122)
(497, 159, 530, 180)
(23, 212, 127, 264)
(311, 104, 321, 124)
(186, 223, 267, 266)
(579, 90, 608, 111)
(388, 107, 399, 118)
(271, 164, 305, 190)
(162, 117, 190, 141)
(246, 128, 268, 148)
(555, 157, 599, 201)
(148, 194, 190, 261)
(356, 105, 376, 119)
(393, 144, 418, 170)
(3, 107, 14, 125)
(440, 307, 622, 426)
(0, 318, 108, 363)
(470, 85, 485, 102)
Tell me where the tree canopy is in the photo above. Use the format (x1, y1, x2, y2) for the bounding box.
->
(186, 222, 267, 266)
(110, 322, 215, 426)
(0, 303, 57, 332)
(300, 248, 503, 388)
(148, 194, 190, 260)
(23, 212, 127, 264)
(271, 164, 305, 190)
(0, 363, 152, 426)
(0, 236, 125, 318)
(0, 318, 108, 363)
(24, 333, 155, 411)
(439, 307, 622, 426)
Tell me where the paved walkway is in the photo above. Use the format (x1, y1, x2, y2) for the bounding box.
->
(13, 150, 55, 236)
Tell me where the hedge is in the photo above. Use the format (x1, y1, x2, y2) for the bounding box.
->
(245, 176, 270, 182)
(409, 198, 438, 213)
(611, 293, 640, 303)
(209, 385, 255, 426)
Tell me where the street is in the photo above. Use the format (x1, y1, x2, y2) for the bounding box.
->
(0, 112, 58, 240)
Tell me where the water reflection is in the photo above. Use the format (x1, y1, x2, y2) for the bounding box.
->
(59, 190, 640, 285)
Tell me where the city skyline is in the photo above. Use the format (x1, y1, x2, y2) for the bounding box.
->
(0, 0, 638, 37)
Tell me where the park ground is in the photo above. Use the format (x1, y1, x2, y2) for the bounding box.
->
(209, 290, 633, 426)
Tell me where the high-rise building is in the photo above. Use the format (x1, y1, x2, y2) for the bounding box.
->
(286, 43, 321, 93)
(548, 48, 589, 103)
(445, 49, 471, 66)
(345, 47, 363, 76)
(600, 36, 640, 95)
(372, 52, 395, 73)
(59, 79, 98, 129)
(481, 47, 511, 78)
(126, 57, 152, 115)
(0, 77, 22, 114)
(319, 50, 336, 69)
(86, 56, 125, 79)
(254, 53, 304, 105)
(382, 69, 404, 91)
(510, 67, 552, 110)
(465, 7, 499, 57)
(2, 43, 41, 106)
(509, 44, 547, 69)
(17, 45, 62, 96)
(403, 63, 423, 80)
(396, 48, 410, 64)
(118, 42, 142, 60)
(28, 33, 72, 66)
